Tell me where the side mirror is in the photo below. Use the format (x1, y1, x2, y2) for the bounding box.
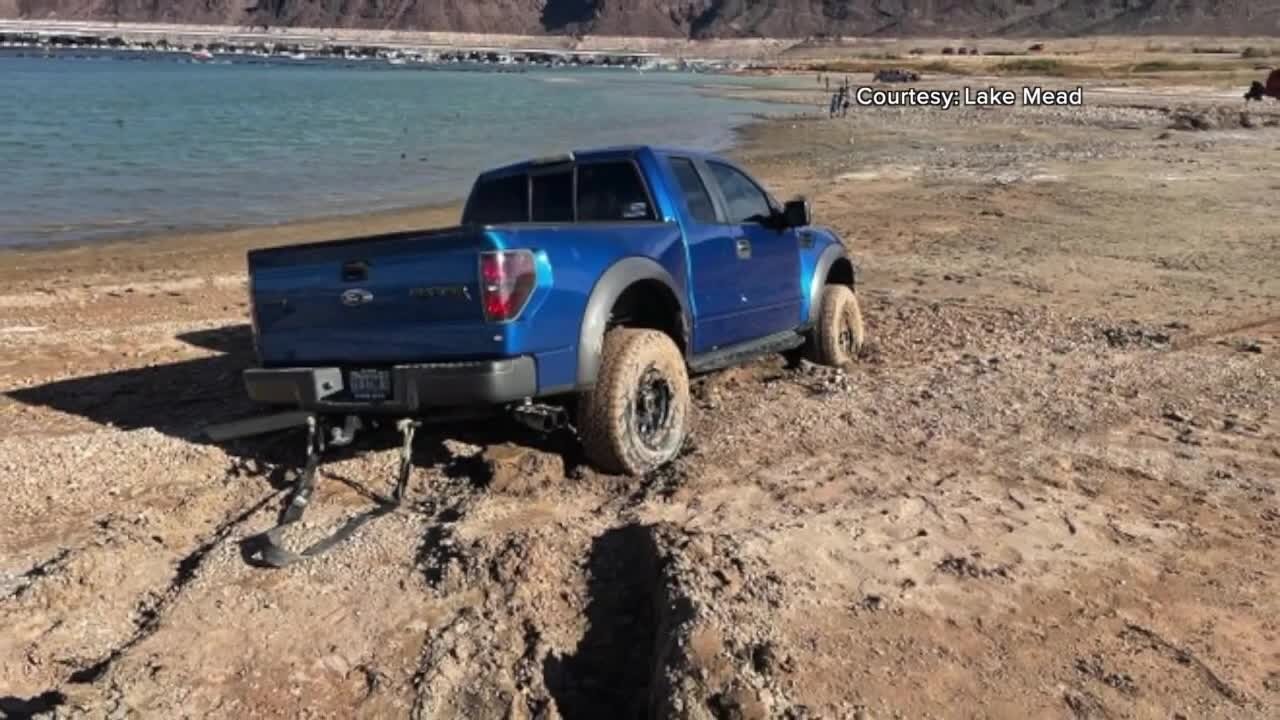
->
(782, 198, 811, 228)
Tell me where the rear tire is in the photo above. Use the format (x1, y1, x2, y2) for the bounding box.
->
(578, 328, 690, 476)
(810, 285, 865, 367)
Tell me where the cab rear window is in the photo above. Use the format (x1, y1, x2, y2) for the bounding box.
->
(462, 160, 654, 224)
(577, 162, 654, 221)
(532, 170, 574, 222)
(462, 174, 526, 224)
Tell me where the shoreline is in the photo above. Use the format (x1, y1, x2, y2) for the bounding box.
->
(0, 202, 463, 285)
(0, 199, 461, 254)
(0, 107, 803, 285)
(0, 93, 793, 264)
(4, 59, 1270, 262)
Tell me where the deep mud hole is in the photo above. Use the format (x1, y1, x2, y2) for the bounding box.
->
(542, 524, 664, 718)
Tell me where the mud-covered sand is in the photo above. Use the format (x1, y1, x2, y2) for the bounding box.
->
(2, 76, 1279, 719)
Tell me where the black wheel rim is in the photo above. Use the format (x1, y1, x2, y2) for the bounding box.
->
(631, 366, 674, 451)
(840, 311, 856, 356)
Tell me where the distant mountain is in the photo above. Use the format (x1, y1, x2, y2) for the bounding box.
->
(8, 0, 1280, 38)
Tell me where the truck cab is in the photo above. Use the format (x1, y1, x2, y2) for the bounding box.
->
(244, 146, 863, 474)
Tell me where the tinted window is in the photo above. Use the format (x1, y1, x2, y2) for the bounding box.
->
(531, 170, 573, 222)
(463, 174, 526, 224)
(668, 157, 717, 224)
(577, 162, 654, 222)
(707, 161, 772, 224)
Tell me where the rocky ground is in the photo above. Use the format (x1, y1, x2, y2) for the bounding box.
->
(2, 76, 1279, 719)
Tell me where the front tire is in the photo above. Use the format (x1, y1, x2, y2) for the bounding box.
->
(810, 285, 865, 366)
(578, 328, 690, 476)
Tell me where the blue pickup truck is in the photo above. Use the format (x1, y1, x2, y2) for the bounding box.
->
(244, 145, 863, 475)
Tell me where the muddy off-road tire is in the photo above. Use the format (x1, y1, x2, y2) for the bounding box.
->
(578, 328, 690, 476)
(811, 285, 866, 366)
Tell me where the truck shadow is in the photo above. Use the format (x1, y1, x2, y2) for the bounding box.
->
(8, 324, 260, 441)
(6, 322, 583, 477)
(176, 325, 252, 355)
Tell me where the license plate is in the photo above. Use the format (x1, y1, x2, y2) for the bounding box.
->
(349, 369, 391, 400)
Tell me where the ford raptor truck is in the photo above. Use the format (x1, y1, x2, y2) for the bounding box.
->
(243, 146, 864, 476)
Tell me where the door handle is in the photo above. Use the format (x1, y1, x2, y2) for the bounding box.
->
(341, 260, 369, 282)
(735, 238, 752, 260)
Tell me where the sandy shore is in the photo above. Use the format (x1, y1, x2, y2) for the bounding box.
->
(3, 73, 1280, 719)
(0, 203, 461, 289)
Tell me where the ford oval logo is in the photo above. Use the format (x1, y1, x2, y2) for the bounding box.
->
(341, 288, 374, 307)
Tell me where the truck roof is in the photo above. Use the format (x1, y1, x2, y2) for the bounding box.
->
(476, 145, 718, 180)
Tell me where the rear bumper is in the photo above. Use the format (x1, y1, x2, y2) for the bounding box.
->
(243, 357, 538, 413)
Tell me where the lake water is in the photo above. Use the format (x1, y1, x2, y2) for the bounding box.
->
(0, 51, 796, 247)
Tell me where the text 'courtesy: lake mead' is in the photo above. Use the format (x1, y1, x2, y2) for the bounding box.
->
(851, 86, 1084, 111)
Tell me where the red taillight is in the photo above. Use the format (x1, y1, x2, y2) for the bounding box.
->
(479, 250, 536, 322)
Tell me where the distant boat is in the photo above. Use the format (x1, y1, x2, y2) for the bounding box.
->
(289, 52, 307, 61)
(191, 49, 214, 61)
(388, 57, 407, 65)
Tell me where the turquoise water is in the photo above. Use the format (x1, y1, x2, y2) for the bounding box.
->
(0, 52, 794, 247)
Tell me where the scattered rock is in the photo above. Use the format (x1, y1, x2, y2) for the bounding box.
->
(1075, 655, 1138, 695)
(1170, 110, 1215, 131)
(708, 685, 768, 720)
(1263, 671, 1280, 692)
(1101, 323, 1171, 349)
(859, 594, 885, 612)
(873, 68, 920, 83)
(1063, 690, 1108, 719)
(750, 642, 792, 676)
(1168, 107, 1264, 132)
(936, 553, 1012, 580)
(442, 438, 484, 457)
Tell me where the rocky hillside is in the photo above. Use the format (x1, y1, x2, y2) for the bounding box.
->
(7, 0, 1280, 38)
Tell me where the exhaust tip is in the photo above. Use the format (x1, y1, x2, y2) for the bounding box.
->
(512, 404, 568, 433)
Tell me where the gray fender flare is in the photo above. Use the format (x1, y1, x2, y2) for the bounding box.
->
(576, 257, 691, 387)
(806, 243, 854, 324)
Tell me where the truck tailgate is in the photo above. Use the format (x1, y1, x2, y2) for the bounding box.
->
(249, 227, 498, 366)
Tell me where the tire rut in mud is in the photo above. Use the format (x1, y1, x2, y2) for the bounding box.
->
(543, 523, 665, 719)
(0, 690, 67, 718)
(1120, 624, 1252, 707)
(414, 504, 467, 588)
(2, 548, 73, 602)
(64, 489, 280, 686)
(1169, 314, 1280, 352)
(407, 512, 703, 720)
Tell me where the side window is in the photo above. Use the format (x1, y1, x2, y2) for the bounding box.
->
(531, 170, 573, 222)
(668, 157, 718, 225)
(707, 161, 772, 225)
(577, 161, 655, 222)
(462, 174, 527, 224)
